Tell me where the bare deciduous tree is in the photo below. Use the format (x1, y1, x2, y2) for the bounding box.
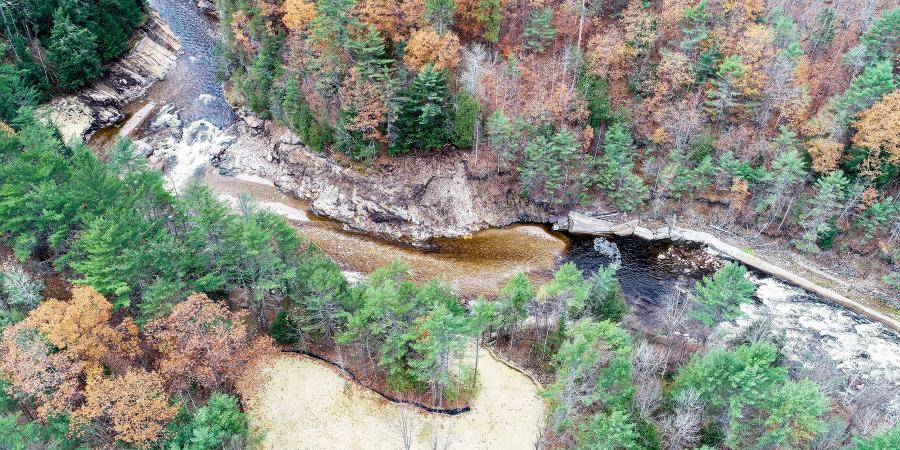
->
(428, 424, 453, 450)
(395, 412, 414, 450)
(662, 388, 703, 450)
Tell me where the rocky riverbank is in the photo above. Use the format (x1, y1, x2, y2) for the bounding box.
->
(41, 10, 180, 143)
(218, 119, 549, 243)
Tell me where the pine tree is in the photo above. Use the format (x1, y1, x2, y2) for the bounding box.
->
(809, 9, 835, 54)
(486, 109, 522, 164)
(496, 273, 533, 345)
(831, 60, 895, 131)
(392, 65, 450, 153)
(705, 55, 745, 121)
(795, 170, 850, 253)
(692, 262, 756, 327)
(348, 24, 393, 80)
(594, 123, 648, 211)
(0, 64, 37, 123)
(47, 11, 102, 90)
(524, 7, 556, 52)
(586, 267, 627, 323)
(859, 8, 899, 64)
(475, 0, 502, 43)
(450, 90, 479, 149)
(680, 0, 710, 53)
(424, 0, 456, 35)
(283, 75, 315, 143)
(521, 128, 579, 203)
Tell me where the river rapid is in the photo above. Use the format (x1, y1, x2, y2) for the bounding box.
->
(89, 0, 900, 407)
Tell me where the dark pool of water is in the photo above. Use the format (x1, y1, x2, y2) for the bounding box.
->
(562, 235, 702, 306)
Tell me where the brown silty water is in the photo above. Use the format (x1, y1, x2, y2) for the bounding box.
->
(205, 171, 569, 298)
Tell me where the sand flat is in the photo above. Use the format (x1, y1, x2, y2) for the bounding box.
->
(247, 348, 547, 449)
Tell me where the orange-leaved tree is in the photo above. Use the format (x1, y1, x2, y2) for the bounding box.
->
(146, 293, 277, 398)
(0, 322, 85, 419)
(404, 28, 461, 71)
(283, 0, 317, 30)
(852, 90, 900, 179)
(73, 370, 179, 449)
(25, 285, 140, 377)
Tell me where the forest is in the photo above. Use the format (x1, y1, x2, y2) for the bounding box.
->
(216, 0, 899, 292)
(0, 0, 146, 119)
(0, 112, 898, 447)
(0, 0, 899, 448)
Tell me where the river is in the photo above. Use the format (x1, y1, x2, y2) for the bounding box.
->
(89, 0, 900, 409)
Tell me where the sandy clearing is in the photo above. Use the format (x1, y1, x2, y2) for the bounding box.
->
(247, 348, 547, 450)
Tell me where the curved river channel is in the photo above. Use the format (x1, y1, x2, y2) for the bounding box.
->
(89, 0, 900, 413)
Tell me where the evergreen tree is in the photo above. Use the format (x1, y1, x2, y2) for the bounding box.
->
(475, 0, 502, 43)
(47, 11, 102, 90)
(853, 424, 900, 449)
(348, 24, 393, 80)
(586, 267, 627, 323)
(809, 9, 835, 54)
(672, 343, 826, 449)
(496, 272, 533, 343)
(0, 64, 37, 123)
(286, 251, 351, 342)
(831, 60, 895, 130)
(486, 109, 522, 163)
(544, 262, 591, 317)
(795, 170, 850, 253)
(692, 262, 756, 327)
(521, 127, 581, 204)
(423, 0, 456, 35)
(680, 0, 711, 53)
(859, 8, 899, 64)
(543, 319, 634, 433)
(392, 65, 449, 154)
(410, 300, 470, 405)
(450, 90, 479, 149)
(705, 55, 745, 121)
(166, 393, 253, 450)
(576, 409, 642, 450)
(524, 7, 556, 52)
(580, 74, 613, 130)
(240, 36, 283, 117)
(593, 123, 648, 211)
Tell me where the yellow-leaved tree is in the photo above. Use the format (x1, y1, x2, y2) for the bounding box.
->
(283, 0, 316, 30)
(852, 90, 900, 178)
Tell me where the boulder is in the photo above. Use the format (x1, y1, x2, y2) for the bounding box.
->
(567, 212, 615, 235)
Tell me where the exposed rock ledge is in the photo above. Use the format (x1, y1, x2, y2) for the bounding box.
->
(221, 125, 549, 243)
(41, 10, 180, 143)
(557, 212, 900, 334)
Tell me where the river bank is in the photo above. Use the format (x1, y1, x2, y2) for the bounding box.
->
(41, 10, 180, 143)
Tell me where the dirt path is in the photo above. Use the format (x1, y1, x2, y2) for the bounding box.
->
(246, 348, 547, 449)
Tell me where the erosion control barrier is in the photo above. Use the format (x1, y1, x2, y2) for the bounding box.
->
(281, 349, 471, 416)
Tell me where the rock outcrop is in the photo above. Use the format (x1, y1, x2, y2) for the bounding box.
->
(221, 125, 549, 243)
(42, 10, 180, 143)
